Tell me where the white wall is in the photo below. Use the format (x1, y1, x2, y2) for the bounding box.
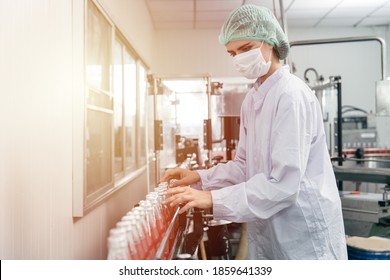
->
(0, 0, 155, 260)
(1, 0, 389, 260)
(289, 26, 390, 77)
(153, 24, 390, 149)
(153, 29, 232, 78)
(288, 27, 389, 111)
(97, 0, 155, 67)
(0, 0, 74, 259)
(153, 26, 390, 79)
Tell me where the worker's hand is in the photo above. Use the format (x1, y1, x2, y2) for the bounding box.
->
(163, 186, 212, 214)
(159, 168, 200, 188)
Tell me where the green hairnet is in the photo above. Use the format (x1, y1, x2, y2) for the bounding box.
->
(219, 4, 290, 60)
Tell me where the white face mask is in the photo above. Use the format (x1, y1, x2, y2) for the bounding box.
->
(233, 45, 272, 79)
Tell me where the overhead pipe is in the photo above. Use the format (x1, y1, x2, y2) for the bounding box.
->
(279, 0, 288, 35)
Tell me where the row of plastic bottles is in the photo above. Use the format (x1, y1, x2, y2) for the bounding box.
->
(106, 182, 179, 260)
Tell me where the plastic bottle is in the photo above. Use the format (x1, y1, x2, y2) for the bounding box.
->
(107, 227, 130, 260)
(116, 221, 140, 260)
(121, 214, 148, 260)
(132, 206, 155, 259)
(139, 200, 160, 252)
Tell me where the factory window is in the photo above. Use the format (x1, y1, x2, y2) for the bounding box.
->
(85, 0, 111, 92)
(85, 0, 114, 206)
(112, 33, 149, 182)
(113, 38, 137, 176)
(137, 63, 147, 166)
(113, 40, 124, 174)
(123, 48, 137, 171)
(75, 0, 149, 216)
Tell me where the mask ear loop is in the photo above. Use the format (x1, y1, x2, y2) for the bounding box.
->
(267, 48, 273, 63)
(260, 41, 264, 49)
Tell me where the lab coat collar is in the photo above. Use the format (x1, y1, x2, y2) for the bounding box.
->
(252, 65, 290, 110)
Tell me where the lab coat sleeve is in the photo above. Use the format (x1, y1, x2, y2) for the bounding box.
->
(196, 144, 246, 190)
(195, 101, 248, 190)
(212, 90, 312, 222)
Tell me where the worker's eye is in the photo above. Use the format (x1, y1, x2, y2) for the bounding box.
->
(242, 45, 256, 53)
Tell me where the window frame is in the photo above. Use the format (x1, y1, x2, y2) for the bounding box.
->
(73, 0, 150, 217)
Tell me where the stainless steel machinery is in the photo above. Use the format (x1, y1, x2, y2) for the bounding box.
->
(290, 36, 390, 238)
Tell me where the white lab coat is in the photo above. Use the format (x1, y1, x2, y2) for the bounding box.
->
(196, 65, 348, 259)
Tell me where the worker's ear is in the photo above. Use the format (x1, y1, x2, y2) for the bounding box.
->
(272, 48, 282, 61)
